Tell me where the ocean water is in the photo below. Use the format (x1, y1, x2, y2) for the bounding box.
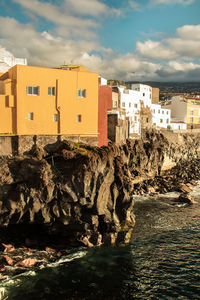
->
(1, 185, 200, 300)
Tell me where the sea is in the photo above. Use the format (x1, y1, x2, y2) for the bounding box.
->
(0, 183, 200, 300)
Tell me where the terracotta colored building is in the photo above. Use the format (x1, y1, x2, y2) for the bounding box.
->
(98, 85, 112, 147)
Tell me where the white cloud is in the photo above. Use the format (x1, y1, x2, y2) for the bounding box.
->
(12, 0, 121, 40)
(150, 0, 194, 6)
(128, 1, 141, 11)
(63, 0, 121, 17)
(136, 40, 176, 59)
(177, 24, 200, 39)
(0, 15, 161, 81)
(167, 38, 200, 58)
(12, 0, 100, 39)
(0, 16, 99, 66)
(156, 60, 200, 80)
(136, 24, 200, 60)
(168, 60, 200, 71)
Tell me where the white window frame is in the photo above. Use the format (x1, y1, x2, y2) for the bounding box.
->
(26, 86, 39, 96)
(77, 89, 86, 98)
(48, 87, 55, 96)
(28, 112, 34, 120)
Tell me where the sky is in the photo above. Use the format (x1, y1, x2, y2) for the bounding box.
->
(0, 0, 200, 82)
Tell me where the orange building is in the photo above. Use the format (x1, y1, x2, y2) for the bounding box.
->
(0, 65, 99, 142)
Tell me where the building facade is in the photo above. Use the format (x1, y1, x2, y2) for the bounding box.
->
(151, 104, 171, 129)
(0, 64, 100, 144)
(98, 84, 112, 147)
(164, 96, 200, 129)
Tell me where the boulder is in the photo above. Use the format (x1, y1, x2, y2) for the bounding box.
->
(177, 193, 195, 205)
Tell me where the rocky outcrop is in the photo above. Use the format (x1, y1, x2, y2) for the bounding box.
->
(0, 129, 199, 249)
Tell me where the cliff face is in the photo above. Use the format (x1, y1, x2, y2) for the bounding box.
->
(0, 130, 199, 248)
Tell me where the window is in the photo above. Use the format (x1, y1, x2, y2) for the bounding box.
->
(77, 114, 82, 122)
(158, 110, 160, 114)
(48, 87, 55, 96)
(28, 112, 34, 120)
(129, 103, 131, 107)
(134, 104, 138, 108)
(53, 114, 58, 122)
(191, 110, 194, 115)
(167, 111, 169, 115)
(162, 111, 164, 114)
(27, 86, 39, 95)
(122, 102, 125, 107)
(190, 117, 193, 123)
(166, 119, 169, 124)
(134, 116, 137, 121)
(160, 119, 163, 123)
(150, 94, 151, 99)
(77, 89, 86, 98)
(143, 93, 145, 96)
(153, 109, 155, 114)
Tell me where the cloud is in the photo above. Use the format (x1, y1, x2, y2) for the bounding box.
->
(63, 0, 121, 17)
(12, 0, 99, 39)
(177, 24, 200, 39)
(128, 1, 141, 11)
(0, 14, 161, 81)
(136, 24, 200, 60)
(12, 0, 121, 40)
(156, 60, 200, 80)
(0, 16, 99, 66)
(149, 0, 194, 6)
(136, 40, 176, 59)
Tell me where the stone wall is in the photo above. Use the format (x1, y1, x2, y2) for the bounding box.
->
(0, 135, 98, 156)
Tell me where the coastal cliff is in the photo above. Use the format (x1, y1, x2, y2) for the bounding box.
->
(0, 130, 200, 249)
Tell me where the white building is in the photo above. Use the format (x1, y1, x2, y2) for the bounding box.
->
(151, 104, 171, 129)
(170, 120, 187, 130)
(99, 76, 107, 86)
(0, 47, 27, 74)
(115, 84, 153, 135)
(111, 83, 173, 135)
(131, 84, 152, 107)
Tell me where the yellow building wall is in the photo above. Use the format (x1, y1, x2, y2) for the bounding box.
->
(0, 95, 13, 134)
(6, 65, 98, 136)
(186, 102, 200, 125)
